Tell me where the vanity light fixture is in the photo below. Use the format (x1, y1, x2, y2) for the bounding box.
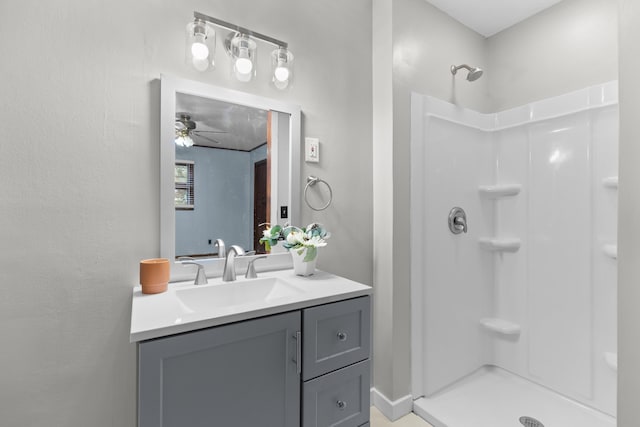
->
(187, 12, 294, 89)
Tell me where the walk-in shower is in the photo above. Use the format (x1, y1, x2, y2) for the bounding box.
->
(450, 64, 484, 81)
(410, 82, 618, 427)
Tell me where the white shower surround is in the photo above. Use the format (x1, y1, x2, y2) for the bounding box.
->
(410, 82, 618, 426)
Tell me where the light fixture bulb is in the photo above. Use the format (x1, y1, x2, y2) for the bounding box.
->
(274, 66, 290, 82)
(191, 35, 209, 60)
(235, 51, 253, 75)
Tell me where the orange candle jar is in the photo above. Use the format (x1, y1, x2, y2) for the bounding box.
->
(139, 258, 170, 294)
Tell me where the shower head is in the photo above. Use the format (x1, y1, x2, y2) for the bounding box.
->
(451, 64, 484, 82)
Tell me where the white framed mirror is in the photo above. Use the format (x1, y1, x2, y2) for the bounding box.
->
(160, 75, 301, 281)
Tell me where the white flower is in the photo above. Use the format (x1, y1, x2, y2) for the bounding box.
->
(262, 227, 272, 238)
(304, 235, 327, 248)
(286, 231, 305, 246)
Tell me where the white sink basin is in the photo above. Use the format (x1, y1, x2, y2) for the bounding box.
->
(176, 277, 305, 312)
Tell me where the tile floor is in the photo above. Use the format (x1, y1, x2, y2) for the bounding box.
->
(371, 407, 434, 427)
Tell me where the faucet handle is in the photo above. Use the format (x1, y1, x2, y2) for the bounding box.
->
(180, 261, 208, 285)
(245, 256, 268, 279)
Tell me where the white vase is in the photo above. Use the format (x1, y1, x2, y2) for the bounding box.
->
(290, 247, 318, 276)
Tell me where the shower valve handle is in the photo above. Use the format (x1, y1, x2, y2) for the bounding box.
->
(448, 207, 468, 234)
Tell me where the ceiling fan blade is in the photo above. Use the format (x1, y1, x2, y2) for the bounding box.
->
(193, 133, 222, 145)
(192, 130, 229, 134)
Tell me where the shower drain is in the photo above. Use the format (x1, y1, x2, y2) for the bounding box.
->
(519, 416, 544, 427)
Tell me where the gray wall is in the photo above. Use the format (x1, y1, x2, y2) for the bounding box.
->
(618, 0, 640, 423)
(487, 0, 618, 111)
(0, 1, 372, 425)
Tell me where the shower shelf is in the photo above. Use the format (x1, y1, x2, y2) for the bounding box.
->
(480, 318, 521, 335)
(603, 244, 617, 259)
(602, 176, 618, 189)
(478, 238, 521, 252)
(604, 352, 617, 371)
(478, 184, 522, 198)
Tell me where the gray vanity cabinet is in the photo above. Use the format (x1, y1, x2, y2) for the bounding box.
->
(138, 311, 301, 427)
(137, 295, 371, 427)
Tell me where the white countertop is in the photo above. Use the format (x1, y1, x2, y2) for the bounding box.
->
(130, 269, 371, 342)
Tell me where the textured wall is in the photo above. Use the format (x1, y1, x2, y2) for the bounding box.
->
(487, 0, 618, 111)
(0, 1, 372, 425)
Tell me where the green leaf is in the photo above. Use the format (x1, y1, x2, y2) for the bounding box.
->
(303, 246, 317, 262)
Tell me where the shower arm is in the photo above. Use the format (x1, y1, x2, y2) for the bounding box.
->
(450, 64, 473, 75)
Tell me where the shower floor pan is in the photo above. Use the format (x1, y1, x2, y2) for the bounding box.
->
(413, 366, 615, 427)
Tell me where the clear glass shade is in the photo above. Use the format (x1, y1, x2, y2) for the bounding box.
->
(185, 19, 216, 72)
(229, 34, 257, 82)
(271, 47, 294, 90)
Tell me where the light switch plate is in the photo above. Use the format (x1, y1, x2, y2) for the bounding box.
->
(305, 137, 320, 163)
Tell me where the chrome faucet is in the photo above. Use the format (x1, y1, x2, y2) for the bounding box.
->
(222, 245, 245, 282)
(214, 239, 226, 258)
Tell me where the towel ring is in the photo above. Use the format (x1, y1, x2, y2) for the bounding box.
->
(304, 176, 333, 211)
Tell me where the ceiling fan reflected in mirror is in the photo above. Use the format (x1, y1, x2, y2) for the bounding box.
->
(174, 113, 227, 147)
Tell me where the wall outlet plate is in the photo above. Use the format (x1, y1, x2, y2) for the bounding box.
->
(305, 137, 320, 163)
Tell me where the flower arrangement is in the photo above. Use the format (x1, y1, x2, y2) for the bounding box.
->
(260, 223, 330, 262)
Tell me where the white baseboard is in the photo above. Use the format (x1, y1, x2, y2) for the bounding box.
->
(370, 387, 413, 421)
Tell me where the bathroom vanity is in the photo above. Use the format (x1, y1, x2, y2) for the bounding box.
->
(130, 269, 372, 427)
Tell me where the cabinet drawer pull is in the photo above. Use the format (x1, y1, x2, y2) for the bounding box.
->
(336, 400, 347, 410)
(337, 331, 348, 341)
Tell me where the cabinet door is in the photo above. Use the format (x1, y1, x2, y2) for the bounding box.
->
(303, 296, 371, 380)
(139, 311, 301, 427)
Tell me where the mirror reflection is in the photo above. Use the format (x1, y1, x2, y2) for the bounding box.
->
(173, 93, 289, 258)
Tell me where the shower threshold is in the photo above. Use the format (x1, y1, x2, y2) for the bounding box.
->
(413, 366, 615, 427)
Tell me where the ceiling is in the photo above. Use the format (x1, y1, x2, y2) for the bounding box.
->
(424, 0, 565, 37)
(176, 93, 268, 151)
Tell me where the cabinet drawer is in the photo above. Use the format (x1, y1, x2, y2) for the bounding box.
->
(303, 296, 370, 380)
(303, 360, 370, 427)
